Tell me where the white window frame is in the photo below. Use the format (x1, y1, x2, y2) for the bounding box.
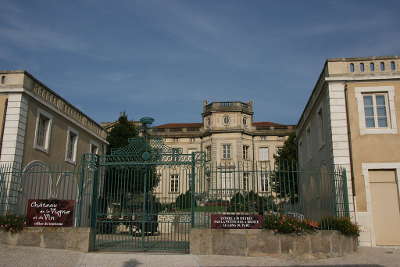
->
(170, 174, 179, 193)
(356, 86, 397, 135)
(242, 145, 249, 160)
(258, 147, 269, 161)
(260, 172, 269, 192)
(33, 108, 53, 153)
(65, 127, 79, 164)
(222, 144, 231, 159)
(206, 145, 212, 161)
(89, 140, 100, 155)
(221, 170, 233, 190)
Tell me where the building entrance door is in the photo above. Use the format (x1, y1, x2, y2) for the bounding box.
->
(369, 169, 400, 246)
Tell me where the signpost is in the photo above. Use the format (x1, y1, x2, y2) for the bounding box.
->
(211, 214, 264, 229)
(26, 199, 75, 227)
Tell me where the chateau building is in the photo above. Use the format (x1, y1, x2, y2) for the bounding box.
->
(148, 101, 295, 201)
(102, 101, 294, 203)
(297, 56, 400, 247)
(150, 101, 294, 165)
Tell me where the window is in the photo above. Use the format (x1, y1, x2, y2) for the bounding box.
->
(356, 86, 398, 135)
(349, 63, 355, 72)
(380, 62, 385, 71)
(34, 110, 52, 152)
(243, 116, 247, 126)
(370, 62, 375, 72)
(0, 76, 5, 84)
(259, 147, 269, 161)
(243, 172, 249, 190)
(306, 126, 311, 159)
(317, 108, 325, 147)
(242, 145, 249, 160)
(206, 146, 212, 161)
(90, 141, 99, 154)
(363, 94, 389, 128)
(260, 172, 268, 192)
(222, 144, 231, 159)
(65, 128, 78, 163)
(391, 61, 396, 71)
(360, 63, 365, 72)
(223, 115, 230, 125)
(221, 171, 233, 190)
(170, 174, 179, 193)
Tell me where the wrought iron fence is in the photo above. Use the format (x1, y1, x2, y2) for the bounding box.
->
(0, 161, 94, 227)
(191, 160, 351, 228)
(0, 157, 352, 233)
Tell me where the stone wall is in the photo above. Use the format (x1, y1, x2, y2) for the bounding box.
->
(190, 229, 357, 257)
(0, 227, 93, 252)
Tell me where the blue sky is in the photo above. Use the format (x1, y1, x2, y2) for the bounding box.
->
(1, 0, 400, 126)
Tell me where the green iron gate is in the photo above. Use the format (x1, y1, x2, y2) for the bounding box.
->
(85, 137, 202, 252)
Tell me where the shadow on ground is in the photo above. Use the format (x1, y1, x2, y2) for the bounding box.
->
(122, 259, 141, 267)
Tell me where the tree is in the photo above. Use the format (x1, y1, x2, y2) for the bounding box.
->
(106, 112, 138, 153)
(101, 113, 160, 217)
(272, 132, 299, 203)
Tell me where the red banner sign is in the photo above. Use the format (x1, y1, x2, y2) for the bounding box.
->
(26, 199, 75, 227)
(211, 214, 264, 229)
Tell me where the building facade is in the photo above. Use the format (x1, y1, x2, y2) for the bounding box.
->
(297, 56, 400, 247)
(148, 101, 295, 202)
(0, 70, 108, 169)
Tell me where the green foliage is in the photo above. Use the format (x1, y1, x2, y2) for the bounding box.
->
(320, 216, 360, 237)
(227, 191, 277, 214)
(263, 214, 318, 234)
(274, 132, 298, 162)
(175, 191, 196, 210)
(106, 113, 138, 153)
(0, 214, 25, 233)
(272, 132, 299, 203)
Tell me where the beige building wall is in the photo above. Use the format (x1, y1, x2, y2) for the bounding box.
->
(22, 96, 106, 168)
(0, 70, 108, 169)
(297, 56, 400, 247)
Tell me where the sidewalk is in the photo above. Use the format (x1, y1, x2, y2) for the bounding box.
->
(0, 244, 399, 267)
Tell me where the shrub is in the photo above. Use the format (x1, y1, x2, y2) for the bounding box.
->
(175, 191, 196, 210)
(320, 216, 360, 237)
(228, 191, 277, 214)
(263, 213, 318, 234)
(0, 214, 25, 233)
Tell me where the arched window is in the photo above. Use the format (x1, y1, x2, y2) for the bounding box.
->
(370, 63, 375, 72)
(391, 61, 396, 71)
(380, 62, 385, 71)
(243, 116, 247, 125)
(349, 63, 355, 72)
(360, 63, 365, 72)
(0, 76, 5, 84)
